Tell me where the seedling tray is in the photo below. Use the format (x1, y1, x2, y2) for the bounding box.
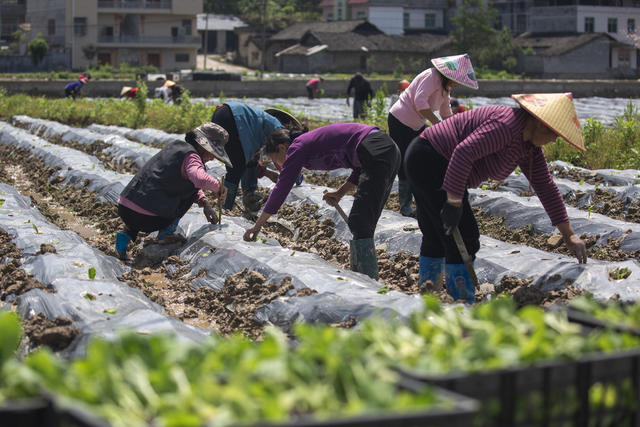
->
(398, 348, 640, 427)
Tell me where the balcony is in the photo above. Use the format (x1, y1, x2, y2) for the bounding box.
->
(98, 0, 171, 9)
(97, 35, 200, 47)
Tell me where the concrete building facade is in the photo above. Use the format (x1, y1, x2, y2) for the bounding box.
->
(197, 14, 244, 54)
(0, 0, 27, 41)
(319, 0, 448, 35)
(26, 0, 201, 70)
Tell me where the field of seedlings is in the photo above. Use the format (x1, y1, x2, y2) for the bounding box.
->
(1, 94, 640, 426)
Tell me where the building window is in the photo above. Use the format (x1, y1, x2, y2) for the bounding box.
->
(182, 19, 192, 36)
(356, 11, 365, 19)
(47, 19, 55, 36)
(584, 17, 594, 33)
(103, 26, 114, 37)
(608, 18, 617, 33)
(404, 12, 410, 28)
(337, 7, 343, 19)
(73, 17, 87, 36)
(517, 14, 526, 33)
(175, 53, 189, 62)
(328, 12, 334, 21)
(424, 13, 436, 29)
(171, 27, 179, 38)
(628, 19, 636, 32)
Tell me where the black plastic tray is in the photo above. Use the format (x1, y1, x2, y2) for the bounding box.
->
(398, 348, 640, 427)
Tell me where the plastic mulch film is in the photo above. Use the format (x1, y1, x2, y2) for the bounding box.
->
(0, 182, 209, 358)
(87, 123, 184, 146)
(12, 115, 159, 171)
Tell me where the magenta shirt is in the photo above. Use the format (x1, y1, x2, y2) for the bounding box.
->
(306, 78, 321, 89)
(119, 153, 221, 216)
(421, 106, 569, 226)
(263, 123, 377, 215)
(389, 68, 453, 131)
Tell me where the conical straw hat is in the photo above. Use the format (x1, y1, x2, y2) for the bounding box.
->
(120, 86, 133, 96)
(512, 93, 585, 151)
(431, 54, 478, 89)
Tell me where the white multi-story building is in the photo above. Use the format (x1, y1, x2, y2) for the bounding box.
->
(26, 0, 201, 70)
(319, 0, 448, 35)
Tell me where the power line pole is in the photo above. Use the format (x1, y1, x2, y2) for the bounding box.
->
(261, 0, 266, 78)
(203, 13, 209, 70)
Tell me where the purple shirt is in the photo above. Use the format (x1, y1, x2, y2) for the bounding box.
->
(263, 123, 377, 215)
(422, 106, 569, 226)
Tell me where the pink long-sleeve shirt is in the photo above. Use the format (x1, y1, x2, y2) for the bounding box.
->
(118, 153, 221, 216)
(421, 106, 569, 226)
(389, 68, 453, 131)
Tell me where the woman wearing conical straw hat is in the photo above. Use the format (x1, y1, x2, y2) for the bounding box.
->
(404, 93, 587, 303)
(388, 54, 479, 218)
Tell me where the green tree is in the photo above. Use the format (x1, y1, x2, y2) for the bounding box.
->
(451, 0, 523, 72)
(203, 0, 240, 14)
(27, 34, 49, 66)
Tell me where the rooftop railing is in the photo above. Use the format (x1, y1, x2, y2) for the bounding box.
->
(98, 0, 171, 9)
(98, 35, 200, 44)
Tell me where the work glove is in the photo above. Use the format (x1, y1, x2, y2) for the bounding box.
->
(440, 202, 462, 236)
(203, 203, 219, 224)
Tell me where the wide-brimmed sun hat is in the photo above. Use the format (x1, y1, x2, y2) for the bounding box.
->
(512, 93, 585, 151)
(265, 108, 303, 130)
(193, 123, 232, 166)
(398, 79, 410, 91)
(163, 80, 176, 88)
(120, 86, 133, 96)
(431, 54, 478, 90)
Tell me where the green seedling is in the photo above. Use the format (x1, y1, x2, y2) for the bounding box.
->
(88, 267, 96, 280)
(290, 251, 296, 256)
(83, 293, 96, 301)
(103, 308, 117, 315)
(0, 199, 4, 206)
(610, 267, 631, 280)
(377, 285, 389, 294)
(259, 238, 267, 244)
(32, 223, 41, 234)
(588, 205, 594, 218)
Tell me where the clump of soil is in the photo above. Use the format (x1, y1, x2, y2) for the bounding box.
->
(474, 207, 640, 262)
(377, 251, 421, 294)
(0, 229, 50, 300)
(549, 165, 605, 185)
(485, 275, 583, 307)
(36, 243, 57, 255)
(120, 260, 294, 339)
(565, 188, 640, 224)
(302, 170, 346, 189)
(22, 313, 79, 351)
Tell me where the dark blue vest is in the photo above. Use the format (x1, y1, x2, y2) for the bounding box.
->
(121, 140, 200, 219)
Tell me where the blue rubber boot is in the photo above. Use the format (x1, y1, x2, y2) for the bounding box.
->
(445, 263, 476, 304)
(223, 181, 239, 210)
(349, 238, 379, 280)
(157, 218, 180, 241)
(295, 173, 304, 186)
(115, 232, 132, 260)
(419, 256, 444, 288)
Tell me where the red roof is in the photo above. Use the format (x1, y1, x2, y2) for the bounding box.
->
(349, 0, 369, 3)
(319, 0, 334, 6)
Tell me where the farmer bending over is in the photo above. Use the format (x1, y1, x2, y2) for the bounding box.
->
(243, 123, 400, 280)
(115, 123, 229, 260)
(388, 54, 479, 217)
(211, 102, 304, 213)
(404, 92, 587, 303)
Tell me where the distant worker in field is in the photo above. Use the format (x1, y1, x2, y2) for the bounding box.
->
(450, 98, 468, 114)
(389, 79, 410, 108)
(78, 72, 91, 81)
(64, 76, 89, 99)
(115, 123, 230, 261)
(155, 80, 183, 105)
(211, 102, 306, 213)
(346, 72, 374, 120)
(120, 86, 138, 100)
(405, 93, 587, 303)
(243, 123, 400, 280)
(305, 77, 324, 99)
(388, 54, 479, 217)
